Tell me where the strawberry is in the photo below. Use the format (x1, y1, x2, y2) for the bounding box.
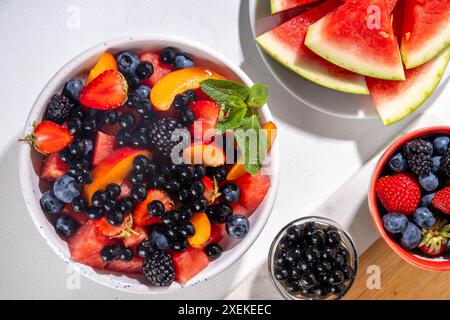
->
(133, 189, 174, 226)
(189, 100, 220, 143)
(375, 172, 421, 215)
(201, 176, 220, 204)
(418, 219, 450, 256)
(432, 187, 450, 214)
(140, 52, 173, 87)
(80, 69, 128, 110)
(92, 131, 116, 166)
(193, 87, 212, 101)
(40, 152, 68, 181)
(21, 121, 73, 154)
(234, 172, 271, 213)
(94, 213, 134, 238)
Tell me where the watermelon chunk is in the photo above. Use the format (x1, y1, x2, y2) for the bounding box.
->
(123, 226, 148, 250)
(40, 152, 68, 181)
(257, 0, 369, 94)
(172, 247, 209, 285)
(92, 131, 116, 166)
(61, 204, 88, 226)
(270, 0, 319, 14)
(386, 0, 399, 13)
(68, 221, 114, 269)
(140, 52, 173, 87)
(231, 203, 251, 217)
(305, 0, 405, 80)
(204, 223, 226, 247)
(107, 256, 143, 274)
(367, 47, 450, 126)
(189, 100, 221, 143)
(234, 173, 271, 213)
(400, 0, 450, 69)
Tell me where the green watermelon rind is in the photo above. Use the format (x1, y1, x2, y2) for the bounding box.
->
(305, 18, 406, 81)
(373, 47, 450, 126)
(256, 32, 369, 94)
(401, 19, 450, 69)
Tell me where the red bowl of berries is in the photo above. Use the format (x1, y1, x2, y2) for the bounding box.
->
(369, 126, 450, 271)
(18, 36, 279, 293)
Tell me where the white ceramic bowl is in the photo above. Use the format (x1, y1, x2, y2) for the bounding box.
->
(249, 0, 450, 119)
(18, 35, 280, 294)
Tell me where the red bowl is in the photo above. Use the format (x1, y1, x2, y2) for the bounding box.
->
(369, 126, 450, 272)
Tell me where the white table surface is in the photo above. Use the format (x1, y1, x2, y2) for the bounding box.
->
(0, 0, 448, 299)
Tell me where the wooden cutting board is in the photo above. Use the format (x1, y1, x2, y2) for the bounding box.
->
(344, 239, 450, 299)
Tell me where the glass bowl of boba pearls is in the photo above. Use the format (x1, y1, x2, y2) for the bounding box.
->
(268, 216, 358, 300)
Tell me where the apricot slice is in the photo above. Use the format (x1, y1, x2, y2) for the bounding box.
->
(227, 121, 277, 180)
(84, 147, 151, 204)
(182, 143, 225, 167)
(87, 52, 118, 84)
(150, 67, 225, 111)
(188, 212, 211, 248)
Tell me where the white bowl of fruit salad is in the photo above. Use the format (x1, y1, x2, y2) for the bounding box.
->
(18, 36, 279, 293)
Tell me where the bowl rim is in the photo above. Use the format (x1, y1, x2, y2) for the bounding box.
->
(368, 126, 450, 272)
(18, 35, 280, 294)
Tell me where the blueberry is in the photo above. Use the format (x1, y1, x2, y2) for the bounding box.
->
(221, 183, 240, 203)
(83, 139, 93, 155)
(106, 211, 124, 226)
(135, 61, 154, 80)
(328, 270, 344, 285)
(147, 200, 165, 217)
(55, 216, 78, 237)
(100, 245, 118, 262)
(382, 213, 408, 234)
(433, 136, 449, 155)
(174, 54, 194, 69)
(172, 93, 191, 110)
(226, 214, 250, 239)
(419, 172, 439, 192)
(40, 190, 64, 214)
(413, 207, 435, 228)
(180, 108, 195, 126)
(179, 222, 195, 237)
(119, 247, 133, 262)
(64, 79, 83, 101)
(85, 206, 103, 220)
(420, 193, 435, 207)
(53, 175, 80, 203)
(325, 230, 341, 247)
(116, 50, 140, 75)
(116, 129, 131, 147)
(126, 74, 141, 90)
(205, 244, 222, 260)
(151, 230, 170, 250)
(103, 109, 118, 125)
(118, 112, 135, 130)
(426, 140, 434, 154)
(160, 47, 178, 64)
(432, 156, 442, 173)
(388, 152, 407, 172)
(106, 183, 121, 199)
(214, 203, 233, 223)
(71, 196, 87, 212)
(135, 85, 151, 99)
(401, 222, 421, 249)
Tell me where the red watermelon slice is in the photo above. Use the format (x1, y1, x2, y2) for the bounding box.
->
(257, 0, 369, 94)
(367, 47, 450, 125)
(305, 0, 405, 80)
(400, 0, 450, 69)
(386, 0, 399, 13)
(270, 0, 320, 14)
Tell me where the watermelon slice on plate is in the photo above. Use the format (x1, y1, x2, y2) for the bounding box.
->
(257, 0, 369, 94)
(400, 0, 450, 69)
(367, 47, 450, 126)
(305, 0, 405, 80)
(270, 0, 319, 14)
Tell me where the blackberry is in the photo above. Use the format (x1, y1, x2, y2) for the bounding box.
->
(44, 94, 74, 124)
(142, 250, 175, 286)
(443, 150, 450, 177)
(404, 139, 432, 176)
(147, 118, 186, 158)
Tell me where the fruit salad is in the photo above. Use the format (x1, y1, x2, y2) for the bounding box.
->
(376, 135, 450, 257)
(23, 47, 277, 287)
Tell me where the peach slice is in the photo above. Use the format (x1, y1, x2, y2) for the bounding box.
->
(150, 67, 225, 111)
(84, 147, 151, 204)
(188, 212, 211, 248)
(87, 52, 118, 84)
(182, 143, 225, 167)
(227, 121, 277, 180)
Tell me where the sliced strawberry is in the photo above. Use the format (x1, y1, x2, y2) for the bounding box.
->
(40, 152, 68, 181)
(80, 69, 127, 110)
(234, 172, 271, 213)
(68, 221, 115, 269)
(432, 187, 450, 214)
(92, 131, 116, 166)
(94, 213, 133, 238)
(107, 256, 143, 274)
(189, 100, 220, 143)
(194, 87, 212, 101)
(133, 190, 174, 226)
(418, 219, 450, 256)
(231, 203, 250, 217)
(22, 121, 73, 154)
(172, 247, 209, 285)
(204, 223, 226, 247)
(376, 172, 421, 215)
(61, 204, 88, 226)
(140, 52, 173, 87)
(202, 176, 220, 204)
(123, 226, 148, 250)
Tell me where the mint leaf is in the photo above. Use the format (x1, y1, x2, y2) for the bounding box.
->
(234, 119, 267, 175)
(216, 108, 247, 133)
(247, 83, 269, 108)
(223, 96, 247, 111)
(200, 79, 249, 105)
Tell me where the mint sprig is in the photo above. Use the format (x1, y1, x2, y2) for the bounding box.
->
(199, 79, 269, 175)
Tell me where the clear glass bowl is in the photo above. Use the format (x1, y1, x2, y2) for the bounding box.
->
(268, 216, 358, 300)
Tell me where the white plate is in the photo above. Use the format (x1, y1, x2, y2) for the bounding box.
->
(249, 0, 450, 119)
